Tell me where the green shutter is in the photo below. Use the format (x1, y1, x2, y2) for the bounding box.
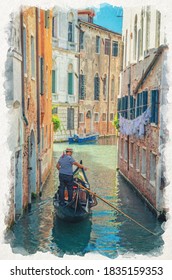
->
(68, 73, 73, 95)
(155, 90, 159, 125)
(52, 70, 56, 93)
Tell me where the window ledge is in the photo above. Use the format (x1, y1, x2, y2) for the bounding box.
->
(141, 173, 146, 179)
(31, 77, 35, 81)
(151, 123, 158, 128)
(136, 168, 140, 172)
(150, 180, 155, 187)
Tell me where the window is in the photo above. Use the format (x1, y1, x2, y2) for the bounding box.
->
(140, 10, 144, 57)
(112, 41, 118, 56)
(130, 142, 134, 165)
(79, 113, 84, 123)
(68, 64, 74, 95)
(31, 36, 35, 77)
(52, 107, 58, 114)
(86, 110, 91, 119)
(150, 153, 156, 186)
(124, 140, 128, 161)
(136, 91, 148, 117)
(141, 148, 146, 176)
(120, 138, 124, 158)
(155, 10, 161, 48)
(23, 27, 27, 74)
(40, 57, 44, 94)
(103, 74, 107, 101)
(52, 70, 56, 93)
(96, 36, 100, 53)
(111, 76, 115, 101)
(136, 145, 140, 170)
(134, 15, 137, 61)
(105, 39, 110, 55)
(145, 7, 151, 52)
(80, 31, 84, 49)
(102, 113, 106, 121)
(67, 108, 74, 130)
(151, 90, 159, 124)
(110, 113, 114, 121)
(45, 10, 50, 29)
(52, 16, 57, 38)
(94, 74, 100, 100)
(94, 113, 99, 122)
(138, 29, 141, 60)
(68, 22, 74, 42)
(79, 74, 86, 100)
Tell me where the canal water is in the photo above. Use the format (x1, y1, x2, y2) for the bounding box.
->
(7, 138, 164, 258)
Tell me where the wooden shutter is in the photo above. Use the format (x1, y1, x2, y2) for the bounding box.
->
(143, 91, 148, 112)
(68, 73, 73, 95)
(52, 70, 56, 93)
(155, 90, 159, 124)
(151, 90, 156, 123)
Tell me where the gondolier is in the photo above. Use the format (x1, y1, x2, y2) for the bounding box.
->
(56, 148, 87, 206)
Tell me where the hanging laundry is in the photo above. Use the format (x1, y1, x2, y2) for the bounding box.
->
(119, 107, 151, 137)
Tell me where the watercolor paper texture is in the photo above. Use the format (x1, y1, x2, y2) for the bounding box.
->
(0, 0, 172, 262)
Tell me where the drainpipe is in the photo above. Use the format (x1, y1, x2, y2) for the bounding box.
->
(156, 49, 167, 219)
(127, 67, 131, 171)
(77, 23, 81, 133)
(36, 7, 42, 194)
(20, 10, 28, 126)
(107, 33, 111, 134)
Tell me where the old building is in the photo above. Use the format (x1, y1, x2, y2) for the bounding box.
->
(77, 10, 122, 136)
(52, 7, 79, 141)
(5, 7, 53, 226)
(38, 9, 53, 190)
(118, 6, 168, 218)
(5, 12, 24, 225)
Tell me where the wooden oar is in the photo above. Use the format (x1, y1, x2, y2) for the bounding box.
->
(75, 182, 158, 236)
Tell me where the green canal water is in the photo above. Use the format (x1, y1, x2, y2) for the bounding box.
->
(7, 139, 164, 258)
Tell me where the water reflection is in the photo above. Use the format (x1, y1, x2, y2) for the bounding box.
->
(7, 138, 164, 258)
(51, 217, 92, 257)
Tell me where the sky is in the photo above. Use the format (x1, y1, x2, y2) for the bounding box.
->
(93, 3, 123, 34)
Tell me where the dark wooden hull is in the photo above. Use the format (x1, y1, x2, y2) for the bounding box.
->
(53, 199, 90, 222)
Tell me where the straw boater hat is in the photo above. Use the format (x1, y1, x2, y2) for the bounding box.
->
(66, 147, 73, 153)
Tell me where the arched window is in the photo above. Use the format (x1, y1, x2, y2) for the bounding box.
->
(94, 73, 100, 100)
(146, 7, 151, 52)
(140, 9, 144, 57)
(111, 75, 115, 101)
(155, 10, 161, 48)
(68, 12, 74, 42)
(134, 15, 137, 61)
(68, 64, 74, 95)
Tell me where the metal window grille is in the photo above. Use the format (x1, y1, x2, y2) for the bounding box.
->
(67, 108, 74, 130)
(79, 74, 86, 100)
(94, 75, 100, 100)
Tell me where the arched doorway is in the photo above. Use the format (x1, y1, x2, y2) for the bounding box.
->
(28, 130, 37, 206)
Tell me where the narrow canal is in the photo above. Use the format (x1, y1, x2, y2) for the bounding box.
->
(7, 139, 164, 258)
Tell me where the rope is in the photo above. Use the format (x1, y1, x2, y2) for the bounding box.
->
(75, 182, 158, 236)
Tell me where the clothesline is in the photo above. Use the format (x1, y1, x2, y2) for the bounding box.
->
(118, 103, 149, 113)
(119, 107, 151, 137)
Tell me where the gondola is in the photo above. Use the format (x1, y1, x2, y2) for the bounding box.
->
(53, 162, 97, 222)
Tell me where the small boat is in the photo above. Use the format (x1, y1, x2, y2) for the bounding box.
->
(68, 133, 99, 144)
(53, 164, 97, 222)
